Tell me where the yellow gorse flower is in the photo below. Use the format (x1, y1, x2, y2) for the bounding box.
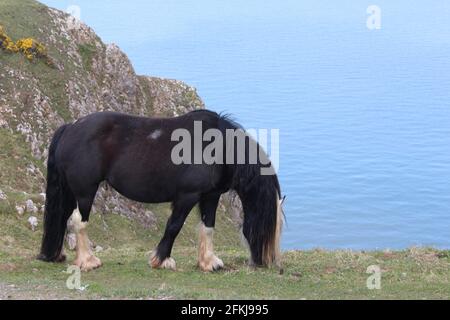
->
(17, 38, 34, 50)
(16, 38, 47, 61)
(1, 25, 52, 66)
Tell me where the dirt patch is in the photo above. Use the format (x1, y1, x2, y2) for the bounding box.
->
(0, 263, 18, 272)
(0, 282, 82, 300)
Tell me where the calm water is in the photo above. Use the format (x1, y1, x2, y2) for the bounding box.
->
(42, 0, 450, 250)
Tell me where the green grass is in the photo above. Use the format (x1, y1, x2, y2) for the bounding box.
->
(1, 209, 449, 299)
(78, 44, 97, 72)
(0, 0, 48, 41)
(0, 129, 44, 193)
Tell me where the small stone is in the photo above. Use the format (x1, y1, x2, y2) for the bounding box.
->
(28, 216, 38, 231)
(0, 189, 7, 200)
(95, 245, 103, 253)
(25, 199, 38, 214)
(16, 205, 25, 215)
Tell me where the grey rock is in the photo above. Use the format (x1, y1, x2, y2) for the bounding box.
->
(28, 216, 38, 231)
(25, 199, 38, 214)
(16, 206, 25, 216)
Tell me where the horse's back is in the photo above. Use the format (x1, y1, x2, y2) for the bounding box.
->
(55, 111, 227, 203)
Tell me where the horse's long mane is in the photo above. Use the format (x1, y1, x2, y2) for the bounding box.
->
(214, 111, 283, 267)
(186, 109, 243, 130)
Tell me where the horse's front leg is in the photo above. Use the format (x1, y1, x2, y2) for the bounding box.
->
(198, 192, 223, 272)
(150, 193, 200, 270)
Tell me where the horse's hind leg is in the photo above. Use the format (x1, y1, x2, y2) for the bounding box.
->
(198, 192, 224, 272)
(71, 192, 102, 271)
(150, 193, 200, 270)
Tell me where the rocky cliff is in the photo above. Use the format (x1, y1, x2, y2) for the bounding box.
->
(0, 0, 241, 231)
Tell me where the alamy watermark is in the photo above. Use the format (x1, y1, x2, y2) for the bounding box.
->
(65, 265, 81, 290)
(366, 5, 381, 30)
(65, 265, 89, 291)
(170, 121, 279, 175)
(366, 265, 381, 290)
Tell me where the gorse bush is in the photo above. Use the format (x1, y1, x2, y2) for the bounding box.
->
(0, 25, 54, 66)
(0, 25, 18, 52)
(16, 38, 47, 61)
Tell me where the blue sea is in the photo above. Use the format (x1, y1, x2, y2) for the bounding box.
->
(42, 0, 450, 250)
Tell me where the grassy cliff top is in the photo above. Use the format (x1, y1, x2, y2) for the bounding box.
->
(0, 208, 449, 299)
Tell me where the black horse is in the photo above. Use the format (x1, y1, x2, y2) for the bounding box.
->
(38, 110, 283, 272)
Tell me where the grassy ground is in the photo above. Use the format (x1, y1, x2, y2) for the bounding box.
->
(1, 210, 449, 300)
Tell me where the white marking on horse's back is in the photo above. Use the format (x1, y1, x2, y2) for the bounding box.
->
(148, 129, 162, 140)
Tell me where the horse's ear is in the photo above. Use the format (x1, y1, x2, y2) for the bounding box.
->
(280, 195, 286, 206)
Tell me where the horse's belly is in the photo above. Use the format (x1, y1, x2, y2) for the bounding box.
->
(106, 175, 176, 204)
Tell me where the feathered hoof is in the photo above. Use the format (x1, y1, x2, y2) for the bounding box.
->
(74, 255, 102, 272)
(199, 255, 224, 272)
(149, 251, 176, 270)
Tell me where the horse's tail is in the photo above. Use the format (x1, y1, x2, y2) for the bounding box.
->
(218, 114, 283, 267)
(37, 124, 76, 262)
